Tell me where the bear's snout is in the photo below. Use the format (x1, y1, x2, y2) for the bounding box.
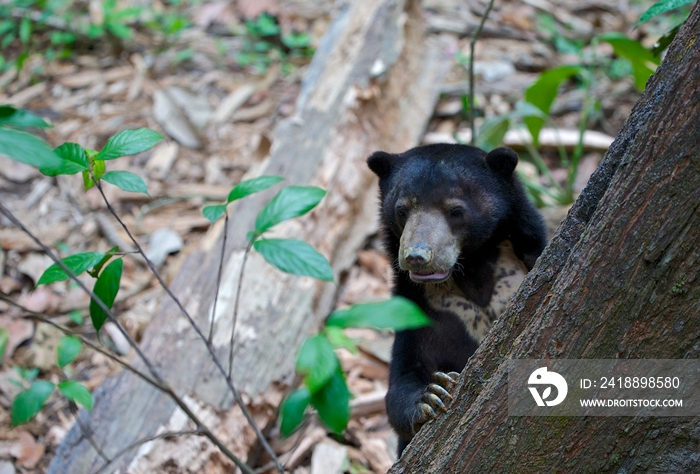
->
(404, 243, 433, 266)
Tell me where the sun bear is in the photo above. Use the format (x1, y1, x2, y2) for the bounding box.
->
(367, 143, 547, 455)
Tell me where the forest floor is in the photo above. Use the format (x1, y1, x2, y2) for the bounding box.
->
(0, 0, 673, 472)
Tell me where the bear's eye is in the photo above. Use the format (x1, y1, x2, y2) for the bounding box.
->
(449, 206, 466, 218)
(396, 206, 408, 219)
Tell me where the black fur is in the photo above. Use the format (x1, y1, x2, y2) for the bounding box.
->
(367, 144, 547, 454)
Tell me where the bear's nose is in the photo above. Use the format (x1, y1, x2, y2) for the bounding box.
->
(405, 244, 432, 266)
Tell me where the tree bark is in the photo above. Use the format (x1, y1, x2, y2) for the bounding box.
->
(49, 1, 450, 472)
(392, 3, 700, 473)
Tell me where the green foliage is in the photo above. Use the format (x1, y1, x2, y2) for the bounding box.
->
(280, 387, 311, 437)
(0, 0, 190, 73)
(56, 336, 82, 368)
(254, 186, 326, 235)
(202, 176, 284, 224)
(228, 176, 284, 202)
(202, 204, 228, 224)
(58, 380, 94, 410)
(37, 252, 106, 286)
(523, 66, 582, 146)
(253, 239, 334, 281)
(326, 297, 431, 331)
(236, 13, 314, 75)
(11, 380, 54, 425)
(638, 0, 695, 25)
(102, 171, 149, 196)
(1, 113, 161, 196)
(49, 142, 90, 176)
(281, 297, 431, 436)
(89, 258, 123, 332)
(0, 105, 51, 129)
(597, 33, 660, 91)
(87, 246, 119, 278)
(0, 327, 8, 361)
(296, 335, 339, 393)
(96, 128, 163, 161)
(310, 369, 351, 434)
(0, 127, 64, 171)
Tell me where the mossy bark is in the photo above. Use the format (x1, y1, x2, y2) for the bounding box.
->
(391, 4, 700, 473)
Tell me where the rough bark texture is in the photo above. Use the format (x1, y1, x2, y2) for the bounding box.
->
(391, 4, 700, 473)
(49, 1, 450, 472)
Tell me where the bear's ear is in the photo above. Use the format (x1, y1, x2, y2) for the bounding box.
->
(485, 147, 518, 177)
(367, 151, 398, 179)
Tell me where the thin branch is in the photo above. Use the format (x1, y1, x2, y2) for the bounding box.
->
(69, 401, 111, 464)
(0, 293, 162, 390)
(0, 204, 257, 474)
(94, 430, 203, 474)
(469, 0, 497, 146)
(208, 212, 229, 343)
(0, 203, 160, 383)
(228, 240, 253, 379)
(91, 180, 284, 473)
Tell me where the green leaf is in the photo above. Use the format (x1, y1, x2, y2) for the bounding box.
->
(11, 381, 54, 425)
(58, 380, 94, 410)
(651, 23, 682, 57)
(68, 311, 84, 325)
(597, 33, 660, 91)
(19, 18, 30, 44)
(102, 171, 149, 196)
(15, 366, 39, 381)
(96, 128, 163, 161)
(310, 369, 350, 434)
(202, 204, 227, 224)
(0, 128, 64, 171)
(0, 106, 51, 129)
(254, 239, 333, 281)
(296, 335, 339, 393)
(37, 252, 106, 286)
(0, 327, 8, 361)
(254, 186, 326, 234)
(280, 387, 311, 437)
(638, 0, 694, 25)
(326, 296, 431, 331)
(523, 66, 581, 145)
(323, 326, 358, 353)
(476, 116, 510, 152)
(89, 258, 123, 332)
(83, 159, 106, 191)
(56, 336, 82, 368)
(87, 246, 119, 278)
(54, 142, 89, 167)
(227, 176, 284, 203)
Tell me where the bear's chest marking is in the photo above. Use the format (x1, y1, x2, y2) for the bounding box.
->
(424, 241, 527, 344)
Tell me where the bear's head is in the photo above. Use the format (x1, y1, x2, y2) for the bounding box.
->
(367, 144, 543, 285)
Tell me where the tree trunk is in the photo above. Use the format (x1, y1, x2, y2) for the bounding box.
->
(392, 3, 700, 473)
(49, 1, 449, 472)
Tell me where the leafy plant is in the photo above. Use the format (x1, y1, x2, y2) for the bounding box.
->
(279, 297, 431, 436)
(0, 0, 190, 73)
(10, 335, 92, 426)
(465, 21, 665, 208)
(236, 13, 314, 75)
(0, 105, 163, 425)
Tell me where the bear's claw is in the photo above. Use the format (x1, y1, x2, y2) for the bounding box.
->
(412, 371, 461, 433)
